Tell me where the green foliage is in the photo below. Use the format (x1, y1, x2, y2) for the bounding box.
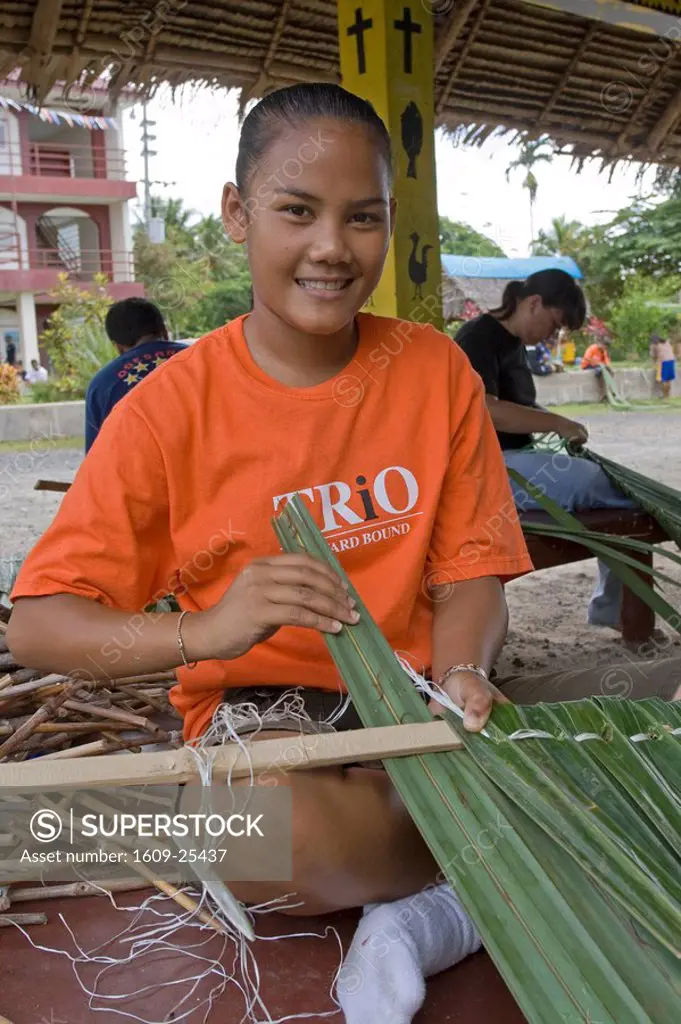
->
(532, 192, 681, 320)
(605, 276, 679, 359)
(593, 195, 681, 282)
(532, 216, 590, 261)
(0, 363, 20, 405)
(35, 274, 115, 401)
(134, 199, 252, 338)
(438, 216, 505, 256)
(182, 279, 252, 335)
(133, 229, 212, 338)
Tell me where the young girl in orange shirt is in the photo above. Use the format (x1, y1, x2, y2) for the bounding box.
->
(9, 84, 531, 1022)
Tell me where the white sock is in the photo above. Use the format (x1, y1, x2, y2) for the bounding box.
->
(337, 883, 481, 1024)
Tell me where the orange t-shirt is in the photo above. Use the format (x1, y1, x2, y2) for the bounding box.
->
(581, 343, 611, 368)
(12, 314, 532, 740)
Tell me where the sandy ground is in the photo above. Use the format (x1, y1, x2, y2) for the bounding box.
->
(1, 409, 680, 680)
(496, 409, 681, 680)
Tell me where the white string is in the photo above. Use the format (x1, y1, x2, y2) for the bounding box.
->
(396, 654, 492, 738)
(7, 862, 343, 1023)
(322, 690, 353, 728)
(395, 654, 681, 746)
(8, 691, 347, 1023)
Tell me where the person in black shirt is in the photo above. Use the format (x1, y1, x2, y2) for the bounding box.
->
(456, 270, 637, 630)
(457, 272, 588, 450)
(85, 298, 186, 452)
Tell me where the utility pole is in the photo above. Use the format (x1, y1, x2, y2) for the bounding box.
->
(140, 103, 156, 232)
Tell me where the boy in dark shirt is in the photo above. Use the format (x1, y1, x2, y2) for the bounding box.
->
(85, 298, 186, 451)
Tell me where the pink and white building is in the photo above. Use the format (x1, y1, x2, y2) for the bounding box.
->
(0, 77, 143, 366)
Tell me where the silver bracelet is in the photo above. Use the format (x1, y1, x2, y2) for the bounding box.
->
(437, 663, 489, 688)
(177, 610, 197, 670)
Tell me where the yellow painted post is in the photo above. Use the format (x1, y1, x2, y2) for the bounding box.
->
(338, 0, 442, 328)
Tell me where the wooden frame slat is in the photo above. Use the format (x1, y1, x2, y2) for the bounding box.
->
(0, 720, 462, 791)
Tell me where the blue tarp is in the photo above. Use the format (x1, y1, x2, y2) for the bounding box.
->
(441, 254, 583, 280)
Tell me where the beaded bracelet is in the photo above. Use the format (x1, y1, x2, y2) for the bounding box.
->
(437, 663, 489, 688)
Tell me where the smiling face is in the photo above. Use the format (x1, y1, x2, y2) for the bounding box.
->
(222, 118, 394, 337)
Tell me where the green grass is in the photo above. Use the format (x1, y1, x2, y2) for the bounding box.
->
(546, 398, 681, 416)
(0, 435, 82, 454)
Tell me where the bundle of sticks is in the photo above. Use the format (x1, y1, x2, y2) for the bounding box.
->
(0, 608, 214, 936)
(0, 613, 182, 763)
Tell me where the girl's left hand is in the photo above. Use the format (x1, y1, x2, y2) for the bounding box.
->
(428, 671, 509, 732)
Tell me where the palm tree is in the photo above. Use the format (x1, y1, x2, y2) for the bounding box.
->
(532, 215, 586, 258)
(149, 196, 195, 233)
(505, 137, 554, 248)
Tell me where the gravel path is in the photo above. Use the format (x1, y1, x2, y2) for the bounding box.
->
(2, 410, 680, 676)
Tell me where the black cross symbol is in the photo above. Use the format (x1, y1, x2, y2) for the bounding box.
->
(394, 7, 421, 74)
(347, 8, 373, 75)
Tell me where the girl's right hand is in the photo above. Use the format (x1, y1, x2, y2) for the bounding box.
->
(183, 554, 359, 662)
(554, 415, 588, 446)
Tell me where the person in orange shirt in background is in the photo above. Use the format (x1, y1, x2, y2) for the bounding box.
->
(581, 333, 612, 400)
(8, 85, 532, 1022)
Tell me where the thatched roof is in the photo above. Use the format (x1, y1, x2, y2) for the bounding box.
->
(441, 253, 583, 319)
(2, 1, 681, 166)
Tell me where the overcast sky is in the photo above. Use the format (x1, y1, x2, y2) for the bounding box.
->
(121, 85, 655, 257)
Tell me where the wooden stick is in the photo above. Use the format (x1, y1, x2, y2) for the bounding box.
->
(0, 721, 138, 737)
(34, 478, 71, 492)
(0, 720, 462, 788)
(116, 683, 178, 715)
(100, 730, 142, 754)
(61, 699, 169, 738)
(0, 654, 21, 673)
(18, 731, 72, 755)
(0, 682, 80, 760)
(38, 731, 177, 760)
(129, 860, 227, 933)
(5, 668, 39, 686)
(0, 673, 69, 703)
(10, 879, 152, 902)
(0, 671, 175, 706)
(0, 912, 47, 926)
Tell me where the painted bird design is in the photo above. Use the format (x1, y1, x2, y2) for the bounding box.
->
(408, 232, 432, 300)
(401, 101, 423, 179)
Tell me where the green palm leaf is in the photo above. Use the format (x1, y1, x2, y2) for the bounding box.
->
(509, 467, 681, 636)
(583, 448, 681, 548)
(272, 495, 681, 1023)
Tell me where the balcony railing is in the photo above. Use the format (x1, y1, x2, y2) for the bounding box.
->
(0, 235, 135, 280)
(0, 230, 22, 267)
(0, 140, 127, 179)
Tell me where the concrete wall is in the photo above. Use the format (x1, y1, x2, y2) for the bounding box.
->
(0, 368, 666, 443)
(0, 401, 84, 443)
(536, 367, 661, 405)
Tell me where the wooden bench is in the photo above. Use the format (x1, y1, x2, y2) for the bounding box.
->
(521, 509, 669, 646)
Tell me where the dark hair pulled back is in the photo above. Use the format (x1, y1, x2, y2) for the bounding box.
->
(491, 269, 586, 331)
(235, 83, 393, 193)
